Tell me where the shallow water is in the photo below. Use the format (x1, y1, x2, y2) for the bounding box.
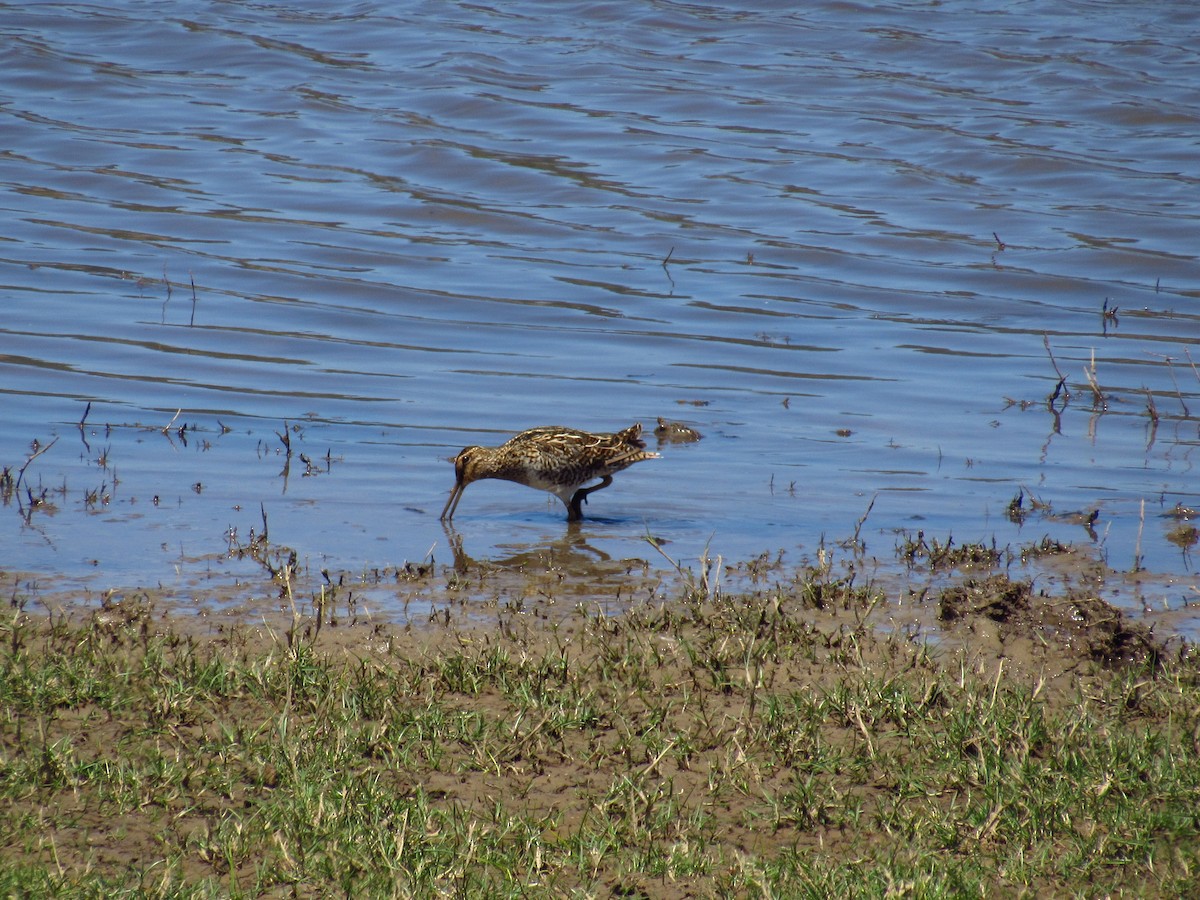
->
(3, 1, 1199, 629)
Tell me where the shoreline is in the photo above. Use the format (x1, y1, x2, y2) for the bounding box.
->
(3, 543, 1197, 896)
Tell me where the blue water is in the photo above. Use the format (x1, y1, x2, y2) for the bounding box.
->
(2, 1, 1198, 630)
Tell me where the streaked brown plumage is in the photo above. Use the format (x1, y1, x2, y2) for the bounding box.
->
(440, 424, 660, 521)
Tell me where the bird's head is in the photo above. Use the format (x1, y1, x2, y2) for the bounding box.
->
(448, 446, 484, 486)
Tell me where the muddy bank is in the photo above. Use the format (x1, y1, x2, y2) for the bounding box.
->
(2, 553, 1197, 896)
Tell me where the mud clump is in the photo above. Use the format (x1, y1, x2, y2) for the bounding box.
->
(938, 573, 1164, 669)
(1048, 592, 1164, 668)
(939, 574, 1032, 625)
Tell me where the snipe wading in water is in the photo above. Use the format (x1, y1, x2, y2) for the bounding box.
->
(440, 424, 660, 522)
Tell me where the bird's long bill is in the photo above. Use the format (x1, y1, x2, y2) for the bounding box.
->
(440, 481, 465, 521)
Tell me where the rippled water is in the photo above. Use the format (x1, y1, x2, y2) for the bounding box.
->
(3, 1, 1199, 627)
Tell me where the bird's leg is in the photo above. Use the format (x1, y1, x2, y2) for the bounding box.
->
(567, 475, 613, 521)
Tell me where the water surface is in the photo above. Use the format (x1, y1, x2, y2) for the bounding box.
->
(3, 1, 1198, 629)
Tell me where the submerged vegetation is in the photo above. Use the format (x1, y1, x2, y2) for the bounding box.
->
(1, 550, 1197, 898)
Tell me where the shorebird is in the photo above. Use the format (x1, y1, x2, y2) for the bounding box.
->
(440, 423, 660, 522)
(654, 416, 702, 444)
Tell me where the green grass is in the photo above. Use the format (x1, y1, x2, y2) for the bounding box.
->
(1, 575, 1198, 897)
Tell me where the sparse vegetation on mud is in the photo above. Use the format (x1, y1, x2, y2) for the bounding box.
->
(2, 552, 1197, 898)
